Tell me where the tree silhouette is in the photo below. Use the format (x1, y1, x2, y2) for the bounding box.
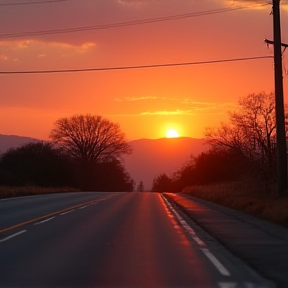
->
(152, 173, 174, 192)
(191, 149, 246, 185)
(0, 142, 72, 187)
(50, 114, 131, 163)
(205, 92, 277, 187)
(92, 159, 134, 191)
(151, 148, 246, 192)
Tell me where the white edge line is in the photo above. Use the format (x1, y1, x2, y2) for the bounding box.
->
(0, 230, 27, 243)
(162, 195, 206, 247)
(161, 194, 231, 277)
(201, 248, 231, 276)
(34, 216, 55, 225)
(79, 205, 88, 209)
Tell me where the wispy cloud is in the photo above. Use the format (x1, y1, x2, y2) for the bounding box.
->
(109, 109, 227, 117)
(224, 0, 264, 3)
(109, 99, 237, 117)
(181, 100, 237, 111)
(115, 96, 158, 102)
(0, 54, 8, 61)
(222, 0, 288, 10)
(0, 40, 96, 62)
(115, 96, 197, 103)
(117, 0, 153, 7)
(180, 99, 217, 106)
(140, 109, 195, 115)
(114, 96, 236, 113)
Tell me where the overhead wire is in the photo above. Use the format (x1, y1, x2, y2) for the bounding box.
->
(0, 3, 270, 39)
(0, 56, 273, 74)
(0, 0, 74, 6)
(0, 2, 273, 75)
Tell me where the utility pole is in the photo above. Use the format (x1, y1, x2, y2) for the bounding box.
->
(265, 0, 287, 196)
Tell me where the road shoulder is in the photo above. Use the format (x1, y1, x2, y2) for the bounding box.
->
(164, 192, 288, 288)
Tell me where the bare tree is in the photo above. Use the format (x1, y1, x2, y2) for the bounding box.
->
(205, 92, 277, 185)
(206, 92, 276, 162)
(50, 114, 131, 163)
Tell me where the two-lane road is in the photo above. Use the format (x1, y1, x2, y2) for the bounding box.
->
(0, 192, 273, 287)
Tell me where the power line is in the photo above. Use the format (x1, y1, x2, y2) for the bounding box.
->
(0, 0, 74, 6)
(0, 3, 270, 39)
(0, 56, 273, 75)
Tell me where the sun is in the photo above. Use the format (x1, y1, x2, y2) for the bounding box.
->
(166, 129, 179, 138)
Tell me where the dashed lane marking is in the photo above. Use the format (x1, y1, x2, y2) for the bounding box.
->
(34, 217, 55, 225)
(217, 283, 237, 288)
(60, 209, 75, 216)
(0, 195, 118, 234)
(0, 230, 27, 243)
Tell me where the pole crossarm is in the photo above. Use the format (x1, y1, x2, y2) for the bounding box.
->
(264, 38, 288, 49)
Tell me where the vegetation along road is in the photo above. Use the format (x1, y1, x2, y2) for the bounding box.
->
(0, 192, 279, 288)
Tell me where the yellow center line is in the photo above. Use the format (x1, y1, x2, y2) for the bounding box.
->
(0, 195, 113, 234)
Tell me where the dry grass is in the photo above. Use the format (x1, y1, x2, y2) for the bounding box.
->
(0, 186, 79, 199)
(182, 180, 288, 228)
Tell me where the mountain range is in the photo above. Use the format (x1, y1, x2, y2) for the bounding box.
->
(0, 134, 208, 190)
(122, 138, 208, 190)
(0, 134, 43, 155)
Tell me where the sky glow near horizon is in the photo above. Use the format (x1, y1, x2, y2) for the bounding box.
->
(0, 0, 288, 140)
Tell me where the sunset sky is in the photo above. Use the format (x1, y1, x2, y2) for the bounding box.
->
(1, 0, 288, 141)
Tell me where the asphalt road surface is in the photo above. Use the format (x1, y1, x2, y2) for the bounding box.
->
(0, 192, 274, 288)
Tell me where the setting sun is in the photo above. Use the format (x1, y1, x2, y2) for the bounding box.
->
(166, 129, 179, 138)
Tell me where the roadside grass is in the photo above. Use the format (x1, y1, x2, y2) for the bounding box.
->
(0, 186, 79, 199)
(182, 180, 288, 228)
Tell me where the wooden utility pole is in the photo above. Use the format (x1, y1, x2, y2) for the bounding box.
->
(265, 0, 287, 196)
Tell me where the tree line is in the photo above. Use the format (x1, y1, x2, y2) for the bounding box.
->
(152, 92, 284, 194)
(0, 114, 134, 192)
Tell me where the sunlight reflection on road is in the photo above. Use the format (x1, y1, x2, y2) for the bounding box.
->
(158, 193, 191, 247)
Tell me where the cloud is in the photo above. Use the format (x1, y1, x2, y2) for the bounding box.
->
(0, 55, 8, 61)
(114, 96, 236, 114)
(140, 109, 195, 115)
(115, 96, 186, 103)
(225, 0, 263, 3)
(115, 96, 158, 102)
(222, 0, 265, 4)
(117, 0, 154, 6)
(105, 110, 195, 117)
(180, 99, 217, 106)
(222, 0, 288, 10)
(0, 40, 96, 62)
(180, 100, 237, 110)
(105, 100, 237, 118)
(136, 100, 237, 115)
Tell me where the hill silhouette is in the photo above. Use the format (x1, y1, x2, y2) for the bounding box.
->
(0, 134, 42, 155)
(0, 134, 208, 190)
(122, 137, 209, 190)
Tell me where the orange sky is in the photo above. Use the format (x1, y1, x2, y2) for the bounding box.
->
(0, 0, 288, 141)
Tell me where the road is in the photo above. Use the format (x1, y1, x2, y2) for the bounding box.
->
(0, 192, 273, 288)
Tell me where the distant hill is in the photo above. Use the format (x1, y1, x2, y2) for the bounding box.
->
(0, 134, 43, 155)
(122, 137, 209, 190)
(0, 134, 209, 190)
